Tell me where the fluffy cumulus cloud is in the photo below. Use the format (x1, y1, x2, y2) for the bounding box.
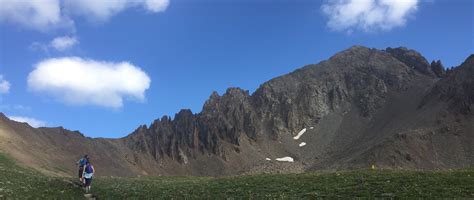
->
(0, 0, 169, 31)
(0, 75, 11, 94)
(50, 36, 78, 51)
(27, 57, 151, 108)
(8, 116, 46, 128)
(322, 0, 419, 32)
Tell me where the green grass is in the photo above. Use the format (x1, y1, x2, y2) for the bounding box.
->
(1, 152, 473, 199)
(92, 170, 474, 199)
(0, 153, 83, 199)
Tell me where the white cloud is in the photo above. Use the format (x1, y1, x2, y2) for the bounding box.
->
(0, 75, 11, 94)
(8, 116, 46, 128)
(63, 0, 170, 22)
(0, 0, 73, 32)
(0, 0, 169, 31)
(63, 0, 130, 22)
(145, 0, 170, 12)
(322, 0, 419, 32)
(50, 36, 78, 51)
(30, 35, 78, 53)
(27, 57, 151, 108)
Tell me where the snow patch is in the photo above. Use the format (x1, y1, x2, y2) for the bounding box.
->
(276, 157, 294, 162)
(299, 142, 306, 147)
(265, 158, 271, 161)
(293, 128, 306, 140)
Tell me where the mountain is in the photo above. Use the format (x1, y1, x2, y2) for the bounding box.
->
(0, 46, 472, 176)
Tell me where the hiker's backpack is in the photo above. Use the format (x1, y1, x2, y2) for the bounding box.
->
(85, 164, 93, 173)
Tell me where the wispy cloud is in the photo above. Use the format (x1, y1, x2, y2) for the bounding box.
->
(64, 0, 170, 22)
(144, 0, 170, 12)
(321, 0, 419, 33)
(30, 35, 79, 53)
(0, 0, 170, 31)
(0, 75, 11, 94)
(50, 36, 78, 51)
(8, 115, 46, 128)
(0, 104, 32, 112)
(27, 57, 151, 108)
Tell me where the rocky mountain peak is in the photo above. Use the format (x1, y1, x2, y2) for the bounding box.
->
(385, 47, 434, 76)
(462, 54, 474, 66)
(329, 45, 374, 62)
(224, 87, 250, 97)
(202, 87, 251, 114)
(175, 109, 194, 119)
(430, 60, 446, 78)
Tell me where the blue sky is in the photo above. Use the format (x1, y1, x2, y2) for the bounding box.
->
(0, 0, 473, 138)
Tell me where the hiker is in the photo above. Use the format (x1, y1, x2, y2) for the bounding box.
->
(76, 155, 89, 183)
(82, 159, 95, 193)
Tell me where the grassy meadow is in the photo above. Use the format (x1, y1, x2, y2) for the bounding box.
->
(0, 153, 472, 199)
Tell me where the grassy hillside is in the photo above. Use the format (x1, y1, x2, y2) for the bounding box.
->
(0, 153, 83, 199)
(1, 152, 473, 199)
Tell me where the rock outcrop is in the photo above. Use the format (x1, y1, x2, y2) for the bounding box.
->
(385, 47, 435, 76)
(430, 60, 446, 78)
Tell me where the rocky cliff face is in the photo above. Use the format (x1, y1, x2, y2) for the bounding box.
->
(1, 46, 472, 176)
(122, 46, 473, 174)
(125, 87, 259, 162)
